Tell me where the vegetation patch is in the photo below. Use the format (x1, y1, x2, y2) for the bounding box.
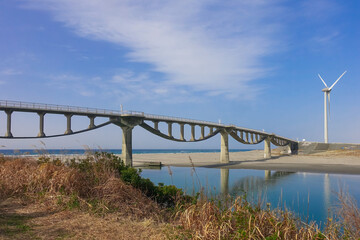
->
(0, 153, 191, 220)
(1, 153, 359, 239)
(0, 213, 33, 238)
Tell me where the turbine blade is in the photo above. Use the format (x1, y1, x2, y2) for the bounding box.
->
(318, 74, 328, 88)
(329, 71, 347, 90)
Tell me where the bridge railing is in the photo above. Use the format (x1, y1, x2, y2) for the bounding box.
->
(143, 113, 225, 127)
(0, 100, 124, 116)
(121, 111, 145, 116)
(0, 100, 220, 126)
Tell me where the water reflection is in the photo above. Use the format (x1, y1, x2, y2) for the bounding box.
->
(264, 170, 271, 180)
(218, 169, 335, 222)
(141, 166, 360, 224)
(225, 169, 295, 196)
(220, 168, 229, 195)
(324, 174, 331, 216)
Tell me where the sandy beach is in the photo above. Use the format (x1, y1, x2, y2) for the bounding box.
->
(4, 149, 360, 174)
(133, 150, 360, 174)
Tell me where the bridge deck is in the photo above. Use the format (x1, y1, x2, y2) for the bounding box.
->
(0, 100, 224, 127)
(0, 100, 295, 143)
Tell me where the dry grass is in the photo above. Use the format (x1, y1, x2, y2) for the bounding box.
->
(311, 149, 360, 157)
(0, 155, 170, 239)
(1, 154, 360, 239)
(333, 190, 360, 239)
(173, 184, 360, 239)
(0, 156, 161, 220)
(0, 157, 87, 197)
(175, 197, 330, 240)
(94, 177, 162, 219)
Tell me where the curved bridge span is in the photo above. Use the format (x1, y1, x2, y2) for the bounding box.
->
(0, 100, 298, 166)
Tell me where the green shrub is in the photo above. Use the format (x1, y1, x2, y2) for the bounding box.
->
(63, 152, 192, 207)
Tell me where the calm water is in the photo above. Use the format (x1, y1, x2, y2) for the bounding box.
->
(141, 167, 360, 225)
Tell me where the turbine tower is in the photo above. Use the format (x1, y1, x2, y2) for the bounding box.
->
(318, 71, 347, 143)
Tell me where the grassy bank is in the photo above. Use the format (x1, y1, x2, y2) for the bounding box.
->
(0, 153, 359, 239)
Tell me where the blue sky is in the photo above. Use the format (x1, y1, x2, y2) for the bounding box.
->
(0, 0, 359, 150)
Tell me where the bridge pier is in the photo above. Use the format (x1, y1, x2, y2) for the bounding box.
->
(88, 116, 95, 129)
(112, 117, 144, 167)
(37, 112, 46, 137)
(190, 125, 195, 141)
(121, 125, 133, 167)
(264, 136, 271, 158)
(5, 110, 13, 138)
(167, 122, 172, 138)
(285, 143, 292, 154)
(64, 114, 73, 134)
(200, 126, 205, 140)
(220, 130, 229, 163)
(210, 127, 214, 134)
(179, 123, 185, 140)
(153, 121, 159, 131)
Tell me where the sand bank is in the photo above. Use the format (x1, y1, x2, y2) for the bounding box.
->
(133, 150, 360, 174)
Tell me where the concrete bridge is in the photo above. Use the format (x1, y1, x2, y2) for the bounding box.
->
(0, 100, 298, 166)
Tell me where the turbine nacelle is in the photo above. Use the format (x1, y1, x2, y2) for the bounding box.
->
(321, 88, 331, 92)
(318, 71, 347, 90)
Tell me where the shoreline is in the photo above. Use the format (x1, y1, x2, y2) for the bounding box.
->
(133, 150, 360, 175)
(2, 149, 360, 175)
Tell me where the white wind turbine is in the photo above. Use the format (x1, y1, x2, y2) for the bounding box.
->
(318, 71, 347, 143)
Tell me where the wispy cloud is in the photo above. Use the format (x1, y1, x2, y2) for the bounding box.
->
(0, 68, 23, 76)
(111, 71, 148, 84)
(47, 74, 95, 97)
(313, 31, 339, 44)
(102, 70, 200, 103)
(26, 0, 285, 99)
(45, 70, 201, 103)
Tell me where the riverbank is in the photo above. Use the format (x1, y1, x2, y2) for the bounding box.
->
(2, 149, 360, 174)
(133, 149, 360, 174)
(1, 153, 358, 239)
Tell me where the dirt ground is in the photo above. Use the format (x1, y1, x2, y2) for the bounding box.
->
(0, 198, 169, 240)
